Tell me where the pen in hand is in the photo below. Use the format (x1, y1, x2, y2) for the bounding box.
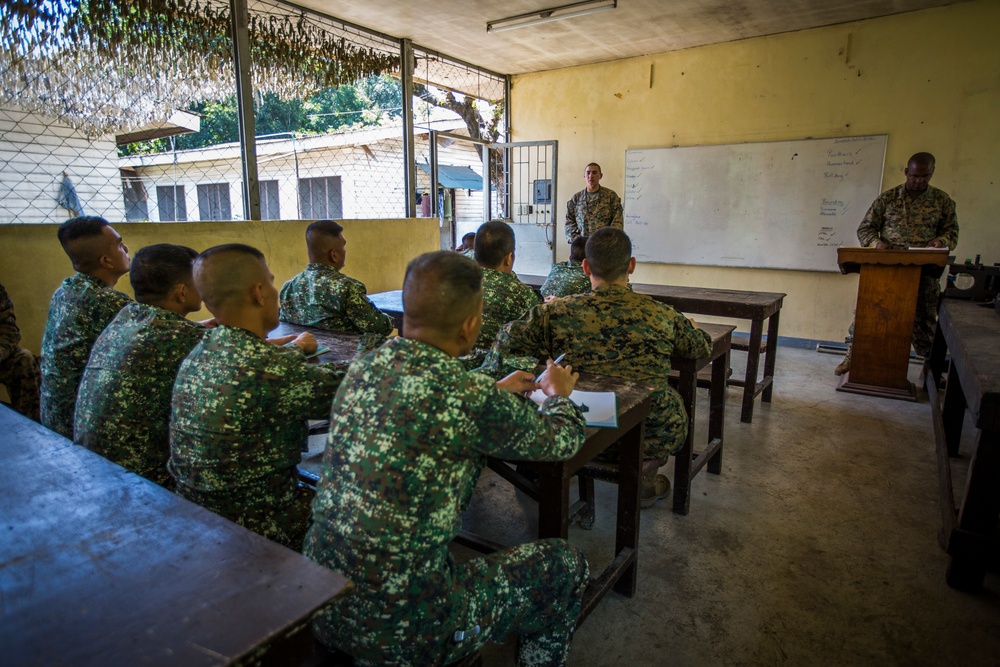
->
(535, 353, 566, 383)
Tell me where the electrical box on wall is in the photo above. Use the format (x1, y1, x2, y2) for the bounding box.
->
(533, 179, 552, 205)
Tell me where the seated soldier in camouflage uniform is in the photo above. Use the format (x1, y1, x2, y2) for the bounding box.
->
(472, 220, 540, 354)
(304, 250, 589, 666)
(0, 282, 40, 421)
(170, 244, 344, 550)
(74, 244, 216, 487)
(541, 235, 590, 300)
(279, 219, 394, 353)
(41, 216, 132, 437)
(484, 227, 712, 507)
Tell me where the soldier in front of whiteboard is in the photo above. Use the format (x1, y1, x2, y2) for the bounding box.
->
(565, 162, 623, 243)
(835, 152, 958, 376)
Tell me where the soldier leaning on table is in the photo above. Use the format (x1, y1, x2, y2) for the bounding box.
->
(304, 250, 589, 666)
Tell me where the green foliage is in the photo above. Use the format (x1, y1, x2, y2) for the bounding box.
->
(117, 74, 403, 156)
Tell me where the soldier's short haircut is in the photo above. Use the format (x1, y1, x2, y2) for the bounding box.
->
(586, 162, 602, 173)
(130, 244, 199, 304)
(194, 244, 268, 311)
(474, 220, 515, 269)
(908, 152, 936, 169)
(570, 235, 588, 262)
(461, 232, 476, 247)
(306, 219, 345, 261)
(57, 216, 111, 272)
(403, 251, 483, 333)
(585, 227, 632, 281)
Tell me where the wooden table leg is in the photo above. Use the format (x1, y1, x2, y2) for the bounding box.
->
(614, 420, 642, 597)
(942, 366, 967, 458)
(762, 311, 780, 404)
(740, 319, 764, 423)
(708, 350, 728, 476)
(672, 368, 696, 515)
(536, 468, 571, 539)
(947, 428, 1000, 591)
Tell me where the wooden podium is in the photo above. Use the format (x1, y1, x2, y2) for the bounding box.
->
(837, 247, 949, 401)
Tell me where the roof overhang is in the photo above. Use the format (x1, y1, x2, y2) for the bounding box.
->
(115, 110, 201, 146)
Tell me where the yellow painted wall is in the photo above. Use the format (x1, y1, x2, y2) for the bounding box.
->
(512, 0, 1000, 341)
(0, 218, 439, 354)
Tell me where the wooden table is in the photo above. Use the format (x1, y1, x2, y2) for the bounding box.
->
(515, 276, 784, 424)
(926, 299, 1000, 591)
(0, 405, 350, 666)
(270, 321, 364, 363)
(368, 290, 734, 514)
(670, 322, 735, 514)
(460, 373, 653, 625)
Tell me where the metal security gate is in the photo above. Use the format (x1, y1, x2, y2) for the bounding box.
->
(428, 131, 557, 274)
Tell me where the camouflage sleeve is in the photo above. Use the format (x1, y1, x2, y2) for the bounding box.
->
(0, 283, 20, 363)
(342, 281, 395, 337)
(273, 348, 346, 420)
(565, 193, 581, 242)
(856, 195, 885, 247)
(934, 197, 959, 250)
(478, 304, 551, 378)
(469, 374, 585, 462)
(671, 315, 712, 360)
(611, 190, 624, 229)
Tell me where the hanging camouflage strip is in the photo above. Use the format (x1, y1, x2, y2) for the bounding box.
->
(0, 0, 400, 135)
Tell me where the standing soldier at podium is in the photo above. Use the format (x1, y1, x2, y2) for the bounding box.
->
(835, 152, 958, 376)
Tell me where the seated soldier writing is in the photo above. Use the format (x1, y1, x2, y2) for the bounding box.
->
(484, 227, 712, 507)
(468, 220, 539, 366)
(169, 244, 344, 549)
(304, 251, 590, 666)
(540, 235, 590, 299)
(279, 219, 394, 352)
(74, 244, 215, 487)
(0, 282, 40, 421)
(41, 216, 132, 437)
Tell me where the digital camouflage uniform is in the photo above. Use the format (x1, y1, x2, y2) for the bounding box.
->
(540, 261, 590, 299)
(40, 273, 131, 437)
(304, 337, 589, 666)
(483, 284, 712, 460)
(279, 263, 394, 353)
(74, 303, 206, 487)
(462, 248, 476, 260)
(477, 268, 540, 350)
(169, 325, 345, 549)
(564, 187, 623, 243)
(855, 183, 959, 356)
(0, 283, 40, 420)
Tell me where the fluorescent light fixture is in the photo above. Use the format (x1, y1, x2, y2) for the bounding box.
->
(487, 0, 617, 34)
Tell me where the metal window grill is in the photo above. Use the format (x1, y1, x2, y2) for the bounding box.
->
(0, 1, 507, 227)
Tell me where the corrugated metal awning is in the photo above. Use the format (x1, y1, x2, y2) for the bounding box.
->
(417, 163, 483, 190)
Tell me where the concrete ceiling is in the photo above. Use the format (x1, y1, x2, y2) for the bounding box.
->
(293, 0, 962, 76)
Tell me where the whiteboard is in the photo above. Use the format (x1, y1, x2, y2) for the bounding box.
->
(622, 135, 887, 272)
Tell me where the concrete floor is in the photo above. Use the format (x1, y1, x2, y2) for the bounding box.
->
(457, 345, 1000, 666)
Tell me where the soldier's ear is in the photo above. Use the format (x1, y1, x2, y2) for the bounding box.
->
(627, 257, 636, 275)
(582, 259, 593, 276)
(250, 281, 265, 307)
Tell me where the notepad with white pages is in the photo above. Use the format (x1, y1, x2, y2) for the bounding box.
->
(529, 390, 618, 428)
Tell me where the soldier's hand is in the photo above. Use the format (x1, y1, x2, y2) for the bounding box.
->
(496, 370, 539, 395)
(267, 334, 296, 346)
(292, 332, 318, 354)
(540, 359, 577, 398)
(688, 317, 698, 329)
(927, 239, 944, 249)
(875, 241, 889, 250)
(544, 295, 559, 303)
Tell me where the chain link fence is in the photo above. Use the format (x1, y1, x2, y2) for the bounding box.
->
(0, 0, 507, 226)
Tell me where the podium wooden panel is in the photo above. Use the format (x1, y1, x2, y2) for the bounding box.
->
(837, 247, 949, 401)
